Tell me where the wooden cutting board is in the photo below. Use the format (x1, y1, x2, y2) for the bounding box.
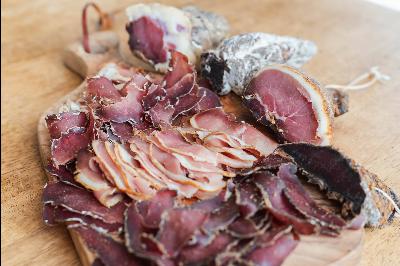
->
(37, 81, 364, 266)
(3, 1, 400, 266)
(37, 5, 365, 264)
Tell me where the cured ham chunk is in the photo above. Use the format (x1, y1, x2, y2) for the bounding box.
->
(122, 3, 229, 72)
(243, 65, 333, 145)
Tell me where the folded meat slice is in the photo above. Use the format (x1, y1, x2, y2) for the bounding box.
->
(97, 74, 148, 124)
(243, 65, 333, 145)
(190, 108, 277, 155)
(153, 129, 218, 164)
(253, 171, 316, 235)
(75, 150, 123, 207)
(42, 181, 127, 224)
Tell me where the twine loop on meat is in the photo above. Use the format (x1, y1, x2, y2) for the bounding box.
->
(374, 187, 400, 218)
(325, 66, 390, 91)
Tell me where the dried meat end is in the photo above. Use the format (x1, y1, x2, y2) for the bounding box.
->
(278, 163, 346, 233)
(275, 143, 399, 227)
(243, 65, 333, 145)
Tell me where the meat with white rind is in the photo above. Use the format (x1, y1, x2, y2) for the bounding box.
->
(120, 3, 229, 72)
(243, 65, 333, 145)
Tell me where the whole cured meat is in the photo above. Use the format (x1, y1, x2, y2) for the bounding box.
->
(201, 32, 317, 95)
(276, 143, 399, 226)
(243, 65, 333, 145)
(122, 3, 229, 72)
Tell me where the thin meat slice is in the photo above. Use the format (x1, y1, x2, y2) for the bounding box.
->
(190, 108, 277, 155)
(43, 204, 122, 233)
(51, 127, 91, 166)
(179, 233, 233, 264)
(153, 129, 218, 164)
(42, 181, 127, 224)
(253, 171, 316, 234)
(46, 163, 81, 188)
(97, 75, 148, 123)
(136, 189, 177, 229)
(157, 208, 208, 257)
(86, 76, 122, 101)
(245, 227, 298, 266)
(75, 150, 123, 207)
(243, 65, 333, 145)
(73, 225, 144, 266)
(278, 163, 346, 233)
(46, 111, 87, 139)
(235, 181, 263, 218)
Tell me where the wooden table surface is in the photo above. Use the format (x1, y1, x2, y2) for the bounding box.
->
(2, 0, 399, 265)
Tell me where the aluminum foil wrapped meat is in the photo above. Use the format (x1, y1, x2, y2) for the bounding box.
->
(201, 32, 318, 95)
(120, 3, 229, 72)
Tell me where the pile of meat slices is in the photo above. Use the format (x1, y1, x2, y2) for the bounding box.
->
(42, 51, 398, 266)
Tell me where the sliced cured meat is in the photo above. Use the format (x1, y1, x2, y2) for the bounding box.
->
(253, 171, 316, 235)
(156, 208, 208, 257)
(46, 111, 87, 139)
(153, 129, 218, 164)
(278, 163, 346, 234)
(164, 51, 193, 89)
(201, 32, 317, 95)
(277, 143, 399, 226)
(245, 227, 298, 266)
(179, 233, 233, 264)
(136, 189, 177, 229)
(51, 127, 91, 166)
(72, 225, 144, 266)
(109, 122, 134, 142)
(75, 150, 123, 207)
(190, 108, 277, 155)
(42, 181, 127, 224)
(86, 76, 122, 101)
(243, 65, 333, 145)
(46, 163, 81, 188)
(97, 75, 148, 123)
(227, 217, 264, 238)
(43, 204, 122, 233)
(196, 86, 222, 110)
(235, 181, 263, 218)
(123, 3, 229, 72)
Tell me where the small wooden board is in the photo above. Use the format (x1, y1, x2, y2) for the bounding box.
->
(38, 82, 364, 266)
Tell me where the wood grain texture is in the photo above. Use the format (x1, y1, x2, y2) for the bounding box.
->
(2, 0, 400, 265)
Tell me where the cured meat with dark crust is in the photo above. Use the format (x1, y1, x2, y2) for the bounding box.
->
(278, 163, 346, 234)
(243, 65, 333, 145)
(253, 171, 316, 235)
(276, 143, 399, 227)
